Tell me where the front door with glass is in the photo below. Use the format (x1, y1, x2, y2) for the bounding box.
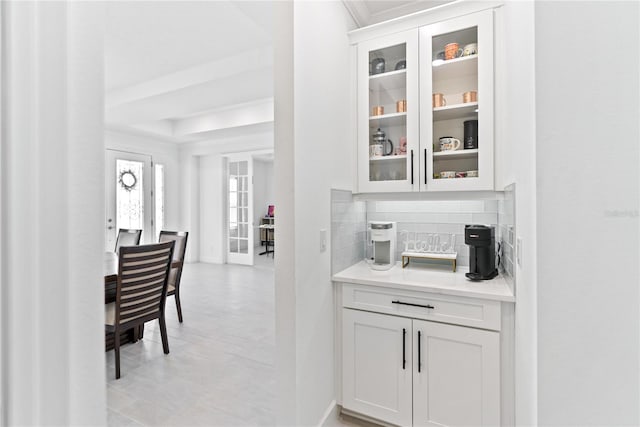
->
(105, 150, 153, 251)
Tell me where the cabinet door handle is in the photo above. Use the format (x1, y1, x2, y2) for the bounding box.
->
(402, 328, 406, 370)
(418, 330, 422, 373)
(424, 148, 427, 185)
(392, 300, 435, 310)
(410, 150, 414, 185)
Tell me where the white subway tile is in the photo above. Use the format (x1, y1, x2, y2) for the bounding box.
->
(471, 213, 498, 225)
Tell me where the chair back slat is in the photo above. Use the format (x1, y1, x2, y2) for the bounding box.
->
(159, 231, 188, 263)
(116, 241, 174, 326)
(115, 228, 142, 254)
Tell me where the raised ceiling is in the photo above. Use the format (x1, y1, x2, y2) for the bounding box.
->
(104, 1, 456, 144)
(105, 1, 274, 143)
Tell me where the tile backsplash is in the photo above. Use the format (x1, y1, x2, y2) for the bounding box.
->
(498, 184, 515, 292)
(331, 190, 366, 274)
(367, 200, 498, 267)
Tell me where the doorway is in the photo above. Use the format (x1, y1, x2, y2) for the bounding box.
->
(105, 150, 153, 251)
(226, 155, 254, 265)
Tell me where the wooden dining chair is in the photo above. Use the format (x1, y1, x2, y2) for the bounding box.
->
(105, 241, 175, 379)
(114, 228, 142, 254)
(158, 230, 189, 323)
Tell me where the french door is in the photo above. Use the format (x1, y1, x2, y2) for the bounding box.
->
(226, 155, 254, 265)
(105, 150, 153, 251)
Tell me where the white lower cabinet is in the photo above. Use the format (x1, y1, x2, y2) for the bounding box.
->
(343, 308, 500, 426)
(412, 320, 500, 426)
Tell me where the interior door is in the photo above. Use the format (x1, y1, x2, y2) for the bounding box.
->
(226, 156, 254, 265)
(105, 150, 153, 251)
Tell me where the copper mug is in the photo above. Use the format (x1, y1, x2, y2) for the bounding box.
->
(396, 100, 406, 113)
(462, 91, 477, 103)
(372, 106, 384, 116)
(433, 93, 446, 108)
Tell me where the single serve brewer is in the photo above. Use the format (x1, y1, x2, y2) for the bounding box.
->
(464, 224, 498, 280)
(367, 221, 397, 271)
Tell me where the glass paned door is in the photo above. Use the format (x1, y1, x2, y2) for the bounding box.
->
(105, 150, 153, 251)
(227, 157, 253, 265)
(358, 29, 418, 193)
(420, 10, 494, 191)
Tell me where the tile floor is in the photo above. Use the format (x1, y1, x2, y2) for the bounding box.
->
(106, 254, 372, 427)
(106, 254, 276, 426)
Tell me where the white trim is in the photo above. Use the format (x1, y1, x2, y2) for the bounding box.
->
(348, 1, 503, 44)
(318, 399, 339, 427)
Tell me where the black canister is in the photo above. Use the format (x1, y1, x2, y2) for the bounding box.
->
(464, 120, 478, 149)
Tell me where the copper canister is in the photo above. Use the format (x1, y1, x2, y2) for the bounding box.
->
(462, 91, 477, 103)
(396, 100, 406, 113)
(372, 106, 384, 116)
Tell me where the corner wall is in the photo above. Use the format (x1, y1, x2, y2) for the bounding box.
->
(535, 2, 639, 424)
(500, 2, 538, 424)
(274, 1, 356, 425)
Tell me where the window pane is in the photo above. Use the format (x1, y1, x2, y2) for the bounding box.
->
(239, 161, 248, 175)
(116, 159, 144, 231)
(239, 239, 248, 254)
(229, 239, 239, 253)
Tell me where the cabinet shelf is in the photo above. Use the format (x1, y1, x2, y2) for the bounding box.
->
(369, 112, 407, 127)
(432, 55, 478, 80)
(369, 69, 407, 92)
(433, 102, 478, 121)
(369, 154, 407, 162)
(433, 149, 478, 160)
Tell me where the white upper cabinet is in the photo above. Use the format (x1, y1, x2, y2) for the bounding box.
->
(355, 9, 495, 193)
(357, 29, 419, 193)
(420, 10, 494, 191)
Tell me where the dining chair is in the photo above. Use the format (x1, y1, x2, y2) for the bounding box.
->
(105, 241, 175, 379)
(158, 230, 189, 323)
(114, 228, 142, 254)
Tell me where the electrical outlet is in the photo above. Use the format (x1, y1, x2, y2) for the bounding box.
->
(320, 229, 327, 253)
(516, 237, 523, 267)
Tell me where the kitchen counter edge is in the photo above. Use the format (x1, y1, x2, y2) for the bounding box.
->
(332, 261, 515, 303)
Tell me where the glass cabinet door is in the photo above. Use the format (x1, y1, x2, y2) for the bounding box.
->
(358, 29, 418, 193)
(420, 10, 494, 191)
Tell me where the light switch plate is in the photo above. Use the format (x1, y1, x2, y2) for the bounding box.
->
(320, 229, 327, 253)
(516, 237, 523, 267)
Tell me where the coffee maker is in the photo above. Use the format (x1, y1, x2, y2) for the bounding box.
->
(367, 221, 396, 271)
(464, 225, 498, 280)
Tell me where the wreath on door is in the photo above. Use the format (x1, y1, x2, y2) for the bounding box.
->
(118, 169, 138, 192)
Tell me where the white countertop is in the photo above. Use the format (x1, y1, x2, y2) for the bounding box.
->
(332, 261, 515, 303)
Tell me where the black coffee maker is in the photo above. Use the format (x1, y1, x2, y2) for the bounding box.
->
(465, 225, 498, 280)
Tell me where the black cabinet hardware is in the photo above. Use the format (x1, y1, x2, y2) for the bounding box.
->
(402, 328, 406, 370)
(424, 149, 427, 185)
(410, 150, 414, 185)
(392, 300, 435, 310)
(418, 330, 422, 373)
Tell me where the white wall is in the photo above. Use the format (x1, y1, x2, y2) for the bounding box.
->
(253, 159, 274, 245)
(535, 2, 639, 425)
(274, 1, 356, 425)
(1, 2, 106, 424)
(105, 130, 181, 232)
(199, 154, 226, 263)
(500, 2, 538, 425)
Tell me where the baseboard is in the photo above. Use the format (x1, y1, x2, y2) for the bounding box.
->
(318, 400, 338, 427)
